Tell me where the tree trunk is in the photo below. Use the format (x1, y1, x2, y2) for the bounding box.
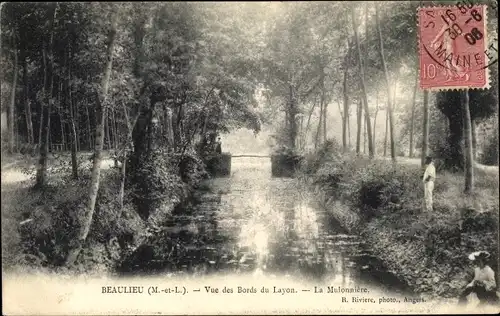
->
(446, 111, 465, 170)
(112, 109, 118, 150)
(86, 106, 92, 150)
(22, 52, 34, 145)
(165, 108, 174, 150)
(495, 86, 499, 166)
(362, 1, 369, 156)
(351, 7, 374, 158)
(337, 101, 344, 121)
(75, 109, 80, 152)
(409, 70, 418, 158)
(104, 108, 111, 150)
(342, 63, 349, 151)
(8, 44, 18, 154)
(363, 114, 367, 154)
(298, 115, 304, 150)
(373, 89, 379, 153)
(463, 90, 474, 193)
(303, 94, 318, 150)
(288, 84, 298, 150)
(315, 97, 323, 150)
(471, 118, 477, 160)
(323, 103, 328, 143)
(375, 3, 395, 161)
(35, 5, 58, 187)
(119, 103, 142, 211)
(15, 112, 19, 151)
(356, 101, 362, 154)
(119, 158, 127, 211)
(36, 55, 53, 188)
(175, 103, 184, 149)
(58, 82, 66, 150)
(37, 43, 48, 149)
(70, 118, 78, 179)
(68, 48, 78, 179)
(66, 10, 119, 265)
(383, 111, 388, 157)
(347, 108, 351, 148)
(38, 103, 44, 148)
(146, 98, 155, 154)
(421, 90, 430, 167)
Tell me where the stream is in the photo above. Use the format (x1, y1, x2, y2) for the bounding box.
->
(119, 156, 413, 298)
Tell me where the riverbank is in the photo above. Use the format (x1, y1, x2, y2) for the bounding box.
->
(300, 150, 499, 301)
(1, 151, 207, 274)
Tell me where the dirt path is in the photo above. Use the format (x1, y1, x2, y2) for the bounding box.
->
(378, 156, 499, 174)
(1, 158, 115, 185)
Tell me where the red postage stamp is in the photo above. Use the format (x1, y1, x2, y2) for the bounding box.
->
(418, 4, 490, 90)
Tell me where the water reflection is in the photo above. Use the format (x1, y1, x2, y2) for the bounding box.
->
(119, 157, 410, 296)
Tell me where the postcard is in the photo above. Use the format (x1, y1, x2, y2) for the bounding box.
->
(1, 1, 499, 314)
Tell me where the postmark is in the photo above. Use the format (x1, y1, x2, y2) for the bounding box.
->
(418, 3, 492, 90)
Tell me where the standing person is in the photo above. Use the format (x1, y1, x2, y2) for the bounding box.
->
(215, 136, 222, 154)
(422, 156, 436, 212)
(458, 251, 499, 306)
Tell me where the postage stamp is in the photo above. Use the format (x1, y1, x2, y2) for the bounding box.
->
(418, 4, 490, 90)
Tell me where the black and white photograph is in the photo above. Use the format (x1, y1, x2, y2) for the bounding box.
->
(1, 1, 499, 314)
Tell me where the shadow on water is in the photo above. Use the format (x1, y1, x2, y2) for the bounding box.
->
(117, 191, 237, 276)
(118, 157, 413, 297)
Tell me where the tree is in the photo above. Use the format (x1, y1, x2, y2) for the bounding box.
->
(372, 89, 379, 153)
(409, 70, 418, 158)
(342, 45, 350, 151)
(66, 5, 120, 265)
(356, 100, 362, 154)
(462, 90, 474, 193)
(436, 85, 497, 170)
(67, 43, 78, 179)
(22, 46, 34, 146)
(8, 38, 18, 153)
(421, 90, 430, 167)
(35, 3, 58, 188)
(375, 2, 395, 161)
(384, 105, 389, 157)
(351, 5, 374, 158)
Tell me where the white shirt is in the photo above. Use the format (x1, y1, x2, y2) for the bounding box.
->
(467, 265, 497, 291)
(423, 162, 436, 182)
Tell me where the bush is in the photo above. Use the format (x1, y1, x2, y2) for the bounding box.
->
(10, 165, 152, 270)
(130, 148, 185, 220)
(15, 182, 86, 267)
(89, 171, 123, 243)
(176, 151, 209, 185)
(480, 132, 499, 166)
(300, 138, 342, 175)
(305, 146, 499, 299)
(203, 152, 230, 178)
(271, 153, 303, 177)
(328, 159, 422, 219)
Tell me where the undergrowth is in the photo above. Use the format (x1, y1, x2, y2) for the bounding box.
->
(2, 148, 208, 273)
(301, 140, 499, 299)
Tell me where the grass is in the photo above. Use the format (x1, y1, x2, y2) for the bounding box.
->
(302, 150, 499, 299)
(1, 152, 139, 273)
(1, 149, 205, 274)
(368, 166, 499, 298)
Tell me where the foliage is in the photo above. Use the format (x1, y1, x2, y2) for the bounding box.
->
(176, 151, 209, 187)
(12, 180, 86, 267)
(480, 132, 499, 166)
(300, 138, 343, 175)
(8, 168, 146, 270)
(129, 147, 185, 220)
(434, 62, 498, 170)
(309, 151, 499, 298)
